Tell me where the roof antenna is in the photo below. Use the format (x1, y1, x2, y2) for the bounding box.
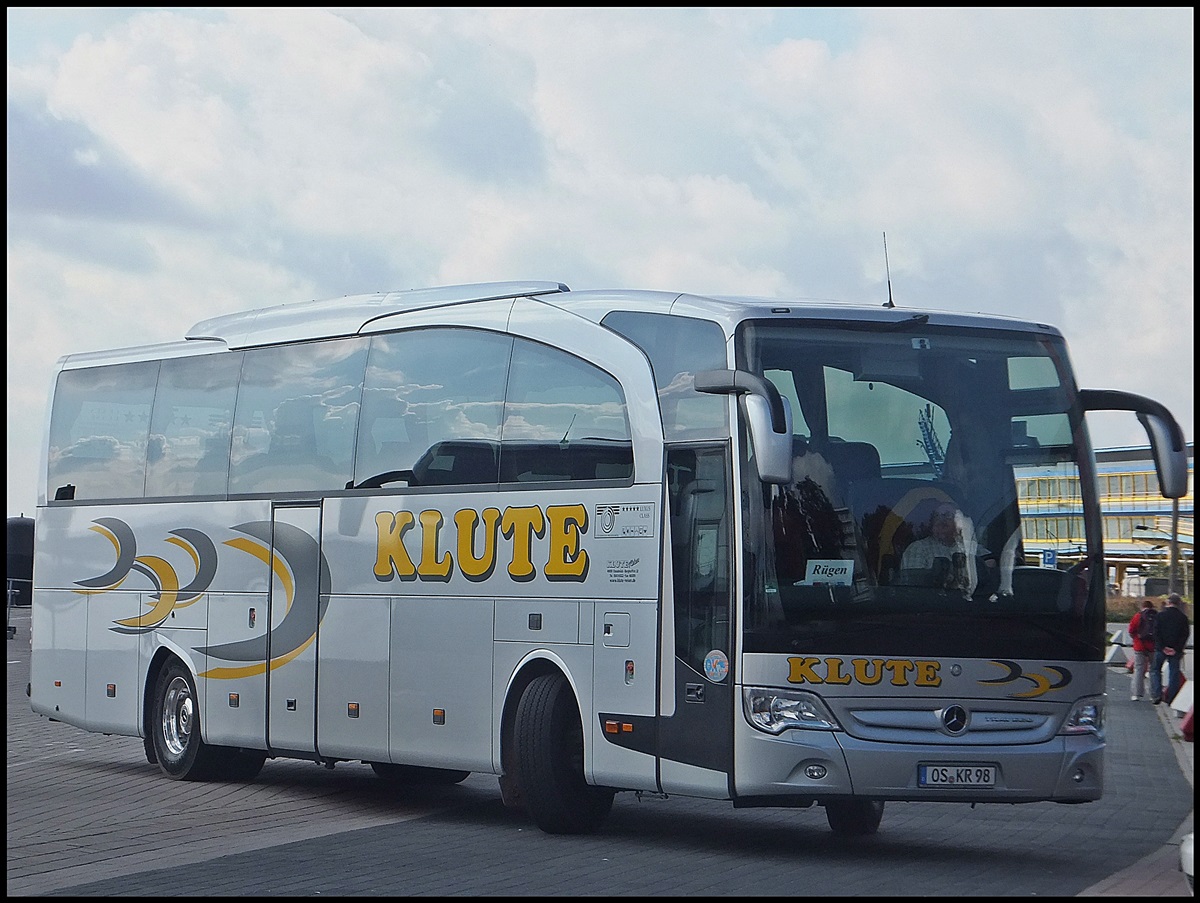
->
(882, 231, 896, 308)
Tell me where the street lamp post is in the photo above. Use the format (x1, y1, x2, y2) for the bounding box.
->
(1169, 497, 1181, 594)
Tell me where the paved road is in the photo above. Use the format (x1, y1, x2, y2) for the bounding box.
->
(6, 607, 1192, 896)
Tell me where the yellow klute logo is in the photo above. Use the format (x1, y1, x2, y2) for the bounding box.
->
(373, 503, 589, 583)
(787, 656, 942, 687)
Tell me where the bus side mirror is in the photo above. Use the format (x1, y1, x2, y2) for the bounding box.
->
(1137, 411, 1189, 499)
(744, 394, 794, 485)
(1078, 389, 1188, 499)
(694, 369, 794, 485)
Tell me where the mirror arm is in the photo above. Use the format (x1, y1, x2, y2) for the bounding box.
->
(694, 369, 788, 434)
(1078, 389, 1184, 452)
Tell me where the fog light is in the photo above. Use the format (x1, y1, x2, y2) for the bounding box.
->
(804, 764, 828, 780)
(1071, 768, 1085, 783)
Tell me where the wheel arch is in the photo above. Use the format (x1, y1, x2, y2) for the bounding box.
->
(141, 646, 179, 750)
(500, 652, 583, 790)
(141, 642, 203, 749)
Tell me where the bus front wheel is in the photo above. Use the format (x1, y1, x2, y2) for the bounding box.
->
(151, 658, 222, 781)
(515, 672, 614, 834)
(825, 798, 885, 835)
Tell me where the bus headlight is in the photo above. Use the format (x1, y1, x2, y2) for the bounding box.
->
(1059, 695, 1105, 737)
(742, 687, 841, 734)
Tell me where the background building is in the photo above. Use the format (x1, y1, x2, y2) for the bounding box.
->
(1017, 444, 1194, 596)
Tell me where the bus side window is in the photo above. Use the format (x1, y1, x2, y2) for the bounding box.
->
(145, 353, 239, 499)
(502, 338, 633, 483)
(47, 361, 158, 501)
(193, 436, 232, 494)
(354, 328, 508, 490)
(412, 440, 499, 486)
(268, 398, 328, 463)
(230, 338, 367, 494)
(602, 310, 729, 441)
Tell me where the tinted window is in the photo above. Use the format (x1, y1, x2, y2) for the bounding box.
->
(501, 338, 632, 483)
(603, 311, 729, 440)
(355, 327, 510, 488)
(48, 362, 159, 500)
(229, 338, 368, 494)
(145, 353, 241, 497)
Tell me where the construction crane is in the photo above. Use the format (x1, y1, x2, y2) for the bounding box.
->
(918, 404, 945, 477)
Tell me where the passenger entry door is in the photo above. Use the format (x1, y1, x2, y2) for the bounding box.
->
(266, 502, 324, 755)
(659, 445, 735, 796)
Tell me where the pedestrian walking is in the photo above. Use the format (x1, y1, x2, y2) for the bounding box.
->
(1127, 598, 1157, 701)
(1150, 592, 1191, 705)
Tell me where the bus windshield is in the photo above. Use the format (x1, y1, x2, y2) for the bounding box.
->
(738, 320, 1106, 663)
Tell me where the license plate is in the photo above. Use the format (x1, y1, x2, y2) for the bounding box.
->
(918, 764, 996, 787)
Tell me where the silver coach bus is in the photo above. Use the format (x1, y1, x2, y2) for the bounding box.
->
(30, 281, 1188, 836)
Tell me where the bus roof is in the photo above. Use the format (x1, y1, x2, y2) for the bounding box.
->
(549, 289, 1065, 341)
(185, 281, 571, 350)
(56, 281, 1065, 369)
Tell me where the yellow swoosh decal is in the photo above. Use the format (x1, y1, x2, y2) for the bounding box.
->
(77, 523, 131, 594)
(113, 556, 179, 627)
(199, 633, 314, 679)
(1010, 671, 1053, 698)
(224, 536, 295, 612)
(165, 535, 202, 609)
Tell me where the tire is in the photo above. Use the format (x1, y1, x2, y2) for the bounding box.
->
(371, 762, 470, 785)
(514, 673, 614, 835)
(825, 799, 885, 836)
(150, 658, 222, 781)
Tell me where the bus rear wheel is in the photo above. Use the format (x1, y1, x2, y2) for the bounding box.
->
(825, 798, 885, 835)
(515, 672, 614, 835)
(151, 658, 222, 781)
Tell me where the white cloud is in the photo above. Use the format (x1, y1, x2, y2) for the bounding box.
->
(6, 7, 1193, 516)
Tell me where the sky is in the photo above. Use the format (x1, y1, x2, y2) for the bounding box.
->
(6, 7, 1194, 518)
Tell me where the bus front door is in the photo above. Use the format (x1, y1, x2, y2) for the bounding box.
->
(265, 502, 324, 756)
(658, 446, 735, 797)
